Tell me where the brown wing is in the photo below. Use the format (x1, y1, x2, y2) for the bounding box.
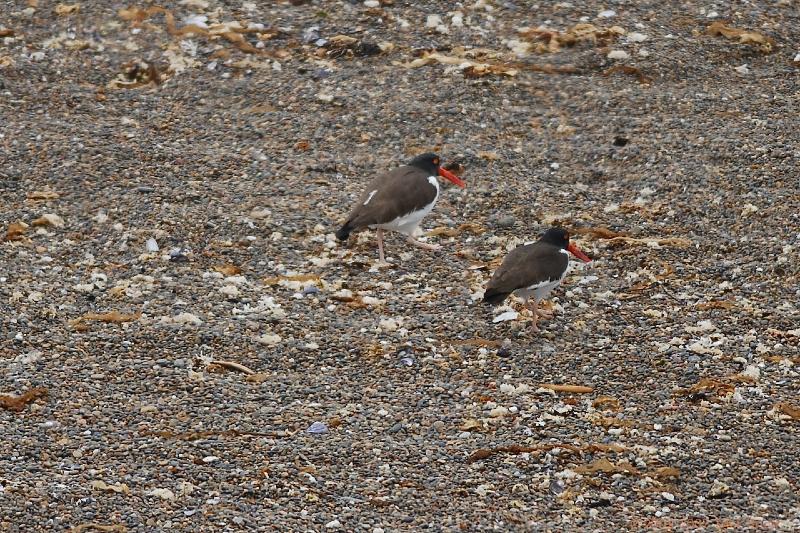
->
(342, 165, 438, 230)
(486, 242, 568, 294)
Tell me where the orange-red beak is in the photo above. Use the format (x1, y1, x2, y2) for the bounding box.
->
(567, 242, 591, 262)
(438, 167, 466, 188)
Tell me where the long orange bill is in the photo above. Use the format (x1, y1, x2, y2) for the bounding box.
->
(438, 167, 466, 188)
(567, 243, 592, 262)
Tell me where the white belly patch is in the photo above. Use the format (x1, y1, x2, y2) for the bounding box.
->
(514, 250, 570, 302)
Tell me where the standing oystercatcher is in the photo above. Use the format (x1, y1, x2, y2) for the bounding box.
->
(335, 153, 466, 262)
(483, 227, 591, 331)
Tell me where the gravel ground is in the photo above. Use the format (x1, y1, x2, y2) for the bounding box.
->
(2, 1, 799, 531)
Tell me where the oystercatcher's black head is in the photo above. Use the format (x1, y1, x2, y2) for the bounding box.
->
(408, 153, 466, 188)
(541, 227, 592, 262)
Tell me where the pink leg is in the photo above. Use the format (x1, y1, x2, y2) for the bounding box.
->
(376, 229, 386, 263)
(538, 302, 554, 319)
(526, 299, 540, 332)
(407, 235, 442, 251)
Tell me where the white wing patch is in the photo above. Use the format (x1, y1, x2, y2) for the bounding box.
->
(427, 175, 439, 188)
(363, 190, 378, 206)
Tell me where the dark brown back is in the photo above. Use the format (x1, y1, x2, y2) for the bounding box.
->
(344, 165, 438, 229)
(486, 241, 568, 293)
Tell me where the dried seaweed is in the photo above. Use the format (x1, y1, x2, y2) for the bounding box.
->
(775, 402, 800, 420)
(611, 236, 690, 247)
(519, 63, 579, 74)
(592, 396, 621, 411)
(140, 428, 284, 440)
(538, 383, 594, 394)
(706, 22, 775, 53)
(766, 328, 800, 339)
(573, 226, 628, 239)
(245, 373, 270, 384)
(765, 355, 800, 365)
(119, 6, 195, 35)
(118, 6, 276, 57)
(208, 360, 256, 375)
(77, 311, 141, 323)
(400, 51, 518, 78)
(4, 221, 28, 241)
(263, 274, 321, 285)
(325, 35, 382, 59)
(448, 338, 502, 348)
(477, 151, 500, 161)
(26, 190, 60, 201)
(219, 31, 261, 54)
(107, 60, 162, 89)
(54, 3, 79, 16)
(695, 300, 737, 310)
(623, 262, 675, 295)
(71, 524, 126, 533)
(652, 466, 681, 479)
(603, 65, 653, 84)
(462, 63, 516, 78)
(674, 378, 735, 403)
(31, 214, 64, 227)
(467, 442, 624, 464)
(574, 227, 689, 247)
(214, 264, 242, 276)
(588, 414, 633, 428)
(575, 457, 639, 475)
(519, 24, 625, 53)
(426, 223, 485, 237)
(468, 443, 582, 463)
(459, 419, 485, 432)
(90, 480, 131, 495)
(0, 387, 48, 412)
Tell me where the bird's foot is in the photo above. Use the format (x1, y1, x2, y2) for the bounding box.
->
(536, 301, 554, 320)
(407, 236, 442, 251)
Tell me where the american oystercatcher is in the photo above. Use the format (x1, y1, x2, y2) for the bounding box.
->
(335, 153, 466, 262)
(483, 227, 592, 331)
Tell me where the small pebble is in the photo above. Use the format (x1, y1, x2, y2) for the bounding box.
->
(495, 215, 516, 228)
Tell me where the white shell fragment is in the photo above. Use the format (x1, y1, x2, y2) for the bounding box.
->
(492, 310, 519, 323)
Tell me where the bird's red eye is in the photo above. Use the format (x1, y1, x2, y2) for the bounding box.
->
(433, 158, 439, 165)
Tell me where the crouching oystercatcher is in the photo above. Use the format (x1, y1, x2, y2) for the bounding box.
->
(483, 227, 592, 331)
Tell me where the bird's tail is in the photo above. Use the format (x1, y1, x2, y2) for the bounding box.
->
(335, 221, 353, 241)
(482, 288, 510, 306)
